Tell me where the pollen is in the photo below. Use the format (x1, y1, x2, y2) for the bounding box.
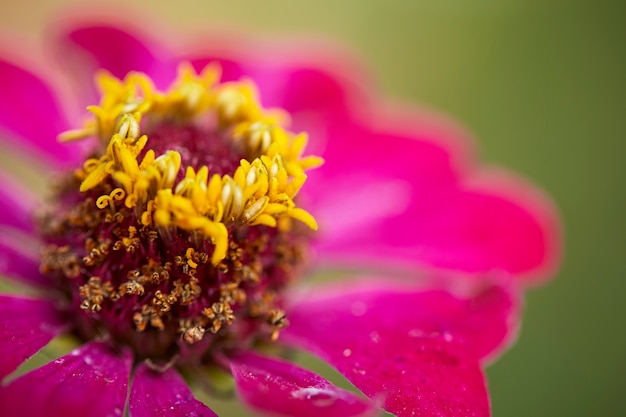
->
(69, 64, 320, 265)
(38, 62, 321, 363)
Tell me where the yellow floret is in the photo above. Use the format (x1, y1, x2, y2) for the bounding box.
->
(65, 62, 323, 264)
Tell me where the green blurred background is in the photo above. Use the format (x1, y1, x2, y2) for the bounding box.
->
(1, 0, 624, 416)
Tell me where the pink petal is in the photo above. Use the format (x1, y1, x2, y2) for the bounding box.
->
(459, 170, 561, 283)
(306, 118, 467, 242)
(286, 279, 518, 362)
(0, 341, 132, 417)
(252, 51, 371, 153)
(230, 351, 377, 417)
(309, 108, 559, 282)
(0, 228, 51, 287)
(316, 107, 472, 188)
(60, 24, 177, 90)
(0, 295, 64, 380)
(187, 56, 247, 83)
(130, 363, 217, 417)
(0, 57, 71, 164)
(305, 107, 469, 255)
(0, 172, 37, 232)
(281, 280, 518, 416)
(313, 171, 559, 283)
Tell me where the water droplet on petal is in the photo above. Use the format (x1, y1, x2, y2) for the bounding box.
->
(350, 301, 367, 317)
(369, 331, 380, 343)
(408, 329, 423, 337)
(343, 348, 352, 357)
(291, 387, 338, 407)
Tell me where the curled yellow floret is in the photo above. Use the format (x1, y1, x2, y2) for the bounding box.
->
(66, 63, 322, 265)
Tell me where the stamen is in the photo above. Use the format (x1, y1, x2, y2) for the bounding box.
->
(42, 62, 319, 363)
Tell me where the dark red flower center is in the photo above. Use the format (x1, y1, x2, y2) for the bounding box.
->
(37, 64, 321, 366)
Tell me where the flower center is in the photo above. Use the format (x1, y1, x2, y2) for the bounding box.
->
(37, 63, 322, 364)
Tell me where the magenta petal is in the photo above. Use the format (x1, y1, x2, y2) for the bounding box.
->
(0, 172, 37, 232)
(0, 58, 71, 163)
(312, 112, 469, 194)
(0, 341, 132, 417)
(306, 111, 470, 263)
(0, 229, 51, 287)
(388, 172, 560, 281)
(188, 56, 247, 84)
(307, 104, 559, 281)
(306, 123, 466, 245)
(130, 363, 216, 417)
(230, 351, 377, 417)
(313, 167, 559, 282)
(0, 295, 64, 379)
(451, 171, 561, 282)
(255, 64, 366, 151)
(281, 281, 517, 416)
(284, 279, 518, 363)
(63, 24, 177, 89)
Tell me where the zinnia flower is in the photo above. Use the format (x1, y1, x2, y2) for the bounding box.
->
(0, 20, 560, 417)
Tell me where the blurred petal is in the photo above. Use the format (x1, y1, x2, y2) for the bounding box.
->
(188, 56, 247, 83)
(306, 120, 466, 243)
(310, 111, 559, 282)
(457, 170, 561, 282)
(310, 109, 470, 195)
(0, 295, 64, 379)
(230, 351, 377, 417)
(307, 109, 469, 267)
(0, 172, 37, 232)
(314, 171, 559, 283)
(61, 24, 177, 89)
(255, 61, 368, 153)
(130, 363, 217, 417)
(0, 341, 131, 417)
(281, 280, 517, 416)
(0, 58, 71, 163)
(0, 228, 50, 287)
